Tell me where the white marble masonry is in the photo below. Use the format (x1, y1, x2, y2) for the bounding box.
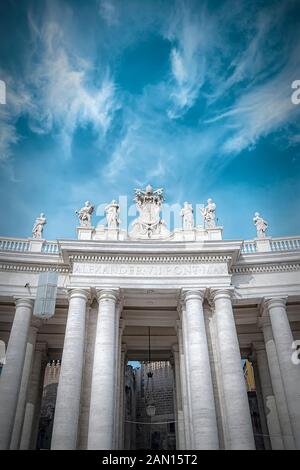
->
(87, 288, 119, 449)
(51, 289, 89, 450)
(212, 289, 255, 449)
(0, 298, 33, 450)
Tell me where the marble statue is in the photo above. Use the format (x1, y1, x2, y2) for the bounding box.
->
(76, 201, 94, 227)
(180, 202, 194, 230)
(32, 213, 46, 239)
(253, 212, 268, 238)
(105, 200, 120, 229)
(130, 184, 170, 239)
(202, 198, 216, 229)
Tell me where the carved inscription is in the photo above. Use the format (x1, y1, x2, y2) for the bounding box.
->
(73, 262, 228, 277)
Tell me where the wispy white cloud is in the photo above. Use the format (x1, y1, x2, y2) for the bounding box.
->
(1, 4, 119, 162)
(165, 1, 212, 119)
(26, 18, 119, 157)
(0, 76, 32, 161)
(99, 0, 119, 26)
(205, 48, 300, 154)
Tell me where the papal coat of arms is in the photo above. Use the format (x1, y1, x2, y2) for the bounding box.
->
(130, 185, 170, 239)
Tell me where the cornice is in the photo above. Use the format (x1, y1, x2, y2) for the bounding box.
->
(0, 262, 70, 273)
(231, 262, 300, 274)
(69, 253, 232, 264)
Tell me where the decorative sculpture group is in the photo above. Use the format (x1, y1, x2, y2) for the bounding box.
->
(31, 184, 270, 241)
(130, 185, 169, 239)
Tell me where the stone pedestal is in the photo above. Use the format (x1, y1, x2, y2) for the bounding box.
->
(255, 237, 272, 252)
(28, 238, 44, 253)
(77, 226, 94, 240)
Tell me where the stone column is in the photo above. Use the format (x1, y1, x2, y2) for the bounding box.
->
(19, 343, 47, 450)
(251, 355, 272, 450)
(177, 319, 190, 449)
(0, 298, 33, 450)
(253, 342, 284, 450)
(51, 289, 89, 450)
(265, 298, 300, 449)
(118, 345, 126, 450)
(181, 290, 219, 449)
(180, 309, 193, 448)
(10, 321, 40, 449)
(87, 289, 119, 449)
(30, 356, 48, 449)
(115, 319, 125, 449)
(260, 313, 295, 449)
(212, 289, 255, 449)
(172, 345, 185, 450)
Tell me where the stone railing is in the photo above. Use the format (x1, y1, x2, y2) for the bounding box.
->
(241, 240, 257, 254)
(241, 236, 300, 254)
(0, 238, 30, 252)
(41, 242, 60, 254)
(0, 237, 59, 254)
(1, 235, 300, 255)
(270, 237, 300, 252)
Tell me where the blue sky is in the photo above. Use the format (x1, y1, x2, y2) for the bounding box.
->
(0, 0, 300, 241)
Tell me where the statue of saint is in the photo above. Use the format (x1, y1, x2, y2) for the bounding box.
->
(253, 212, 268, 238)
(105, 200, 120, 229)
(202, 198, 216, 228)
(32, 213, 46, 239)
(75, 201, 94, 227)
(180, 202, 194, 230)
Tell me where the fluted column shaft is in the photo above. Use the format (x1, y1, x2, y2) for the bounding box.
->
(0, 298, 33, 449)
(182, 290, 219, 449)
(87, 289, 119, 449)
(51, 289, 89, 449)
(266, 298, 300, 449)
(212, 289, 255, 449)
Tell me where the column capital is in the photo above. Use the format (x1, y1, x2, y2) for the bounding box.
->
(181, 288, 206, 303)
(172, 343, 179, 354)
(68, 288, 91, 303)
(96, 288, 120, 303)
(14, 298, 34, 309)
(264, 297, 288, 310)
(209, 287, 234, 302)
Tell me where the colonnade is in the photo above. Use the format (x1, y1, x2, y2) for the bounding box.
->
(0, 288, 299, 450)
